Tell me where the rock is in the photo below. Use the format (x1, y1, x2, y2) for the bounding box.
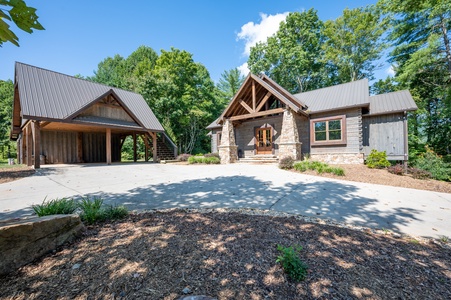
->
(182, 287, 191, 294)
(179, 296, 217, 300)
(72, 263, 81, 270)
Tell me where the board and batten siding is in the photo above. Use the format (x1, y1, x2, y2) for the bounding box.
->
(210, 129, 221, 153)
(363, 113, 406, 160)
(79, 103, 136, 123)
(235, 115, 282, 157)
(310, 108, 363, 154)
(41, 131, 79, 164)
(294, 114, 310, 157)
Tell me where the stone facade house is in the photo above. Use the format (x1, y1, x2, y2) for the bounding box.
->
(207, 73, 417, 164)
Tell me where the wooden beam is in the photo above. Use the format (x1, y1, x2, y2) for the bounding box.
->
(106, 128, 111, 165)
(141, 135, 150, 162)
(229, 108, 285, 122)
(239, 99, 254, 114)
(77, 132, 83, 163)
(32, 121, 41, 169)
(26, 125, 32, 166)
(256, 92, 272, 112)
(133, 133, 137, 162)
(252, 80, 256, 111)
(151, 132, 157, 162)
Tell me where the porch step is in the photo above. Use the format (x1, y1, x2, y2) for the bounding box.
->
(238, 155, 278, 164)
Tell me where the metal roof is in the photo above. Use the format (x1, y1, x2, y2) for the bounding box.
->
(367, 90, 418, 116)
(15, 62, 164, 131)
(206, 117, 221, 129)
(293, 79, 370, 113)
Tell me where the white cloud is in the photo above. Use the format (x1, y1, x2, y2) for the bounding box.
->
(237, 12, 289, 56)
(237, 62, 250, 77)
(386, 65, 395, 77)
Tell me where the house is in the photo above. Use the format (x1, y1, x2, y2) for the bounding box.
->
(10, 62, 176, 168)
(207, 73, 417, 164)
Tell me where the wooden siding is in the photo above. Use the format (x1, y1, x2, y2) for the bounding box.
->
(210, 129, 221, 153)
(41, 131, 78, 164)
(235, 115, 282, 157)
(363, 113, 405, 159)
(310, 108, 363, 154)
(82, 132, 121, 163)
(294, 114, 310, 157)
(79, 103, 136, 123)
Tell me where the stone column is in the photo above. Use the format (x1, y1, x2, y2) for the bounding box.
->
(218, 119, 238, 164)
(278, 109, 302, 160)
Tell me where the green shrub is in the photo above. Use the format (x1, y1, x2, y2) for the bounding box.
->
(408, 167, 432, 180)
(276, 244, 308, 282)
(414, 151, 451, 181)
(188, 156, 220, 164)
(278, 156, 294, 169)
(293, 161, 344, 176)
(204, 152, 220, 158)
(78, 196, 128, 224)
(366, 149, 390, 169)
(177, 153, 192, 161)
(103, 205, 129, 220)
(32, 197, 78, 217)
(387, 164, 404, 176)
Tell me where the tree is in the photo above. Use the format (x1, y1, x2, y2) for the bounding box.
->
(217, 68, 244, 102)
(322, 6, 388, 83)
(248, 9, 325, 93)
(0, 79, 15, 158)
(0, 0, 44, 46)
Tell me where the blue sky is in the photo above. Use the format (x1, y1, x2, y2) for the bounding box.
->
(1, 0, 388, 83)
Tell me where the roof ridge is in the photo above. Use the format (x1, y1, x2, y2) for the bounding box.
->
(369, 90, 410, 98)
(294, 78, 369, 96)
(15, 61, 141, 96)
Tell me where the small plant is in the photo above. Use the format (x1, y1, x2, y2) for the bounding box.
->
(387, 164, 404, 176)
(103, 204, 129, 220)
(32, 197, 78, 216)
(366, 149, 390, 169)
(438, 235, 449, 244)
(408, 167, 432, 180)
(381, 228, 390, 235)
(188, 156, 220, 164)
(278, 156, 294, 169)
(177, 153, 192, 162)
(79, 196, 104, 224)
(204, 152, 220, 158)
(276, 244, 308, 282)
(293, 161, 344, 176)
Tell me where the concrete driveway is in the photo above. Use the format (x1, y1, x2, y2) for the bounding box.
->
(1, 163, 450, 238)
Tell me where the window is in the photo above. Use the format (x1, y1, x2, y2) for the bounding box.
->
(217, 132, 222, 146)
(310, 115, 346, 145)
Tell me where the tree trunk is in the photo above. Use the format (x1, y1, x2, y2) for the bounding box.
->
(439, 15, 451, 79)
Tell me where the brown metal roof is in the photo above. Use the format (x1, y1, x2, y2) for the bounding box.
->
(14, 62, 164, 131)
(293, 79, 370, 113)
(367, 90, 418, 116)
(206, 117, 221, 129)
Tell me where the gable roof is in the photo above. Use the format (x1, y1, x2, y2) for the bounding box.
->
(367, 90, 418, 116)
(293, 79, 370, 113)
(14, 62, 164, 131)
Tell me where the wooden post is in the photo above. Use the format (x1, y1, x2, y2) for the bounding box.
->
(106, 128, 111, 165)
(150, 132, 157, 162)
(77, 132, 83, 163)
(20, 136, 25, 164)
(133, 133, 137, 162)
(26, 124, 32, 167)
(252, 80, 256, 111)
(32, 121, 40, 169)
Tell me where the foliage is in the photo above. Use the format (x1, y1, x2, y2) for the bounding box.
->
(187, 156, 220, 164)
(0, 79, 16, 159)
(293, 160, 344, 176)
(204, 152, 220, 158)
(217, 68, 244, 103)
(248, 9, 325, 93)
(407, 167, 432, 180)
(366, 149, 391, 169)
(0, 0, 44, 47)
(276, 244, 308, 282)
(78, 196, 128, 224)
(278, 156, 294, 170)
(387, 164, 404, 176)
(177, 153, 192, 161)
(32, 198, 78, 217)
(413, 150, 451, 181)
(322, 5, 388, 83)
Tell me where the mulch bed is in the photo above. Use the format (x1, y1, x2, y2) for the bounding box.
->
(0, 166, 35, 184)
(1, 209, 450, 300)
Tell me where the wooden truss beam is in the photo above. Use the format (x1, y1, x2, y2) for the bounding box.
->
(256, 92, 272, 112)
(229, 108, 284, 121)
(239, 99, 254, 113)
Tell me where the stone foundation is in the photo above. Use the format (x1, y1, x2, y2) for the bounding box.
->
(0, 214, 85, 275)
(278, 109, 302, 160)
(310, 153, 364, 164)
(218, 119, 238, 164)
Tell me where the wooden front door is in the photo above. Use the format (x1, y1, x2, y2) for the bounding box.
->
(256, 127, 272, 154)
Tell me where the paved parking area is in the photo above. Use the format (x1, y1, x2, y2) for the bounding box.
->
(1, 163, 450, 238)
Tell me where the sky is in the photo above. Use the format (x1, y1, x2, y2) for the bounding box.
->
(1, 0, 390, 84)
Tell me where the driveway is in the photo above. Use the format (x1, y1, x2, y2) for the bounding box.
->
(1, 163, 450, 238)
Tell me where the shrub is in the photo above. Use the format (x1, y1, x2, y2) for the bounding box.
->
(276, 244, 308, 282)
(204, 152, 220, 158)
(388, 164, 404, 176)
(408, 167, 432, 180)
(103, 205, 128, 220)
(293, 161, 308, 172)
(177, 153, 192, 161)
(278, 156, 294, 169)
(366, 149, 390, 169)
(293, 161, 345, 176)
(414, 150, 451, 181)
(188, 156, 220, 164)
(32, 197, 78, 217)
(78, 196, 128, 224)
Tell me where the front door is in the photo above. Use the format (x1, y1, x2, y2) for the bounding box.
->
(256, 127, 272, 154)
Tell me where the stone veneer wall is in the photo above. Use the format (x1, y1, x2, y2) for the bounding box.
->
(278, 109, 302, 160)
(310, 153, 364, 164)
(218, 119, 238, 164)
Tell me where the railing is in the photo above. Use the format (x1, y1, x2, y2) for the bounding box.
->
(158, 132, 178, 158)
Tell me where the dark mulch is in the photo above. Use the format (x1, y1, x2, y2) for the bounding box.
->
(1, 210, 450, 300)
(0, 166, 35, 184)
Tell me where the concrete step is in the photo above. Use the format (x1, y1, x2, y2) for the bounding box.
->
(239, 155, 278, 164)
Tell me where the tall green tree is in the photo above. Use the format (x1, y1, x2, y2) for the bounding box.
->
(248, 9, 325, 93)
(0, 0, 44, 46)
(0, 79, 14, 158)
(217, 68, 244, 101)
(322, 5, 388, 83)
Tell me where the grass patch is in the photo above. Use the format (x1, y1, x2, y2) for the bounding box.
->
(188, 156, 220, 164)
(293, 161, 345, 176)
(276, 244, 308, 282)
(32, 197, 78, 217)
